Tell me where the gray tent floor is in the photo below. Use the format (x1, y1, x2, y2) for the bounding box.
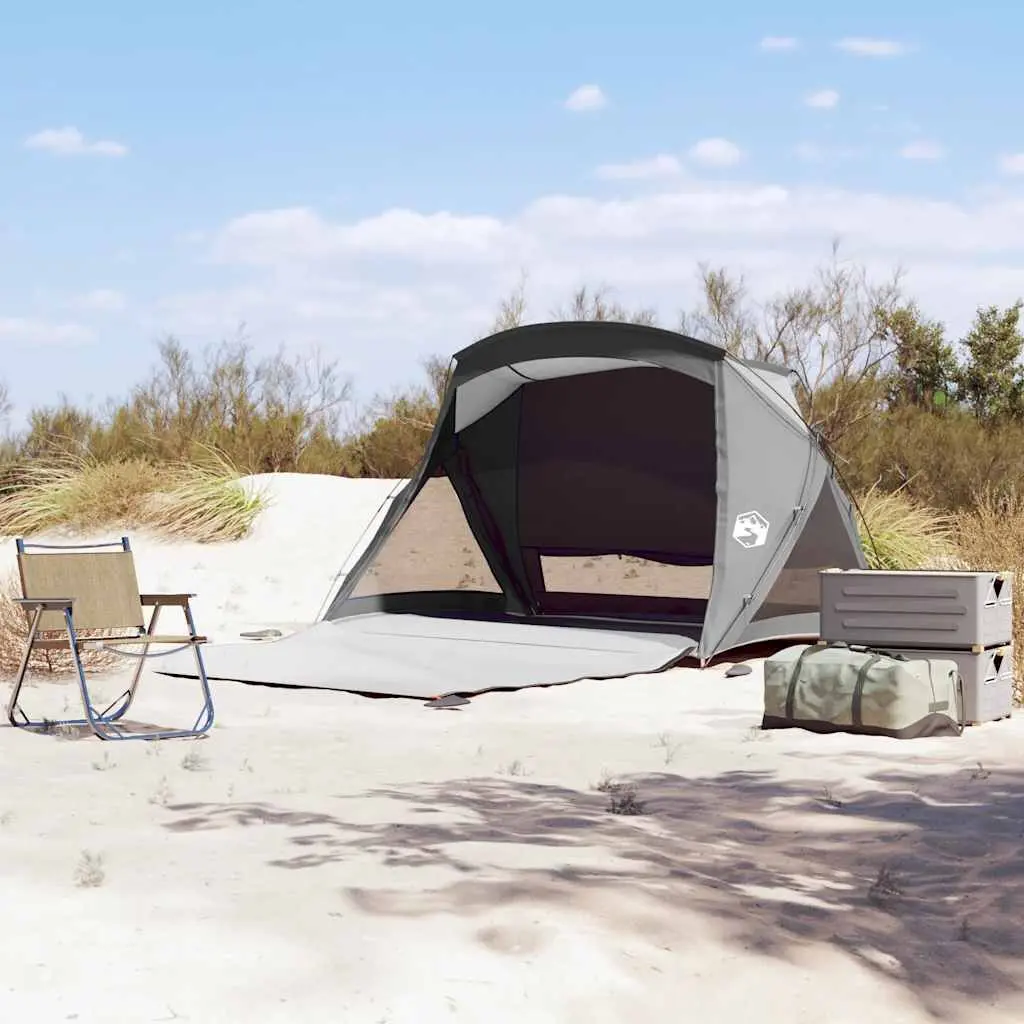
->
(156, 614, 697, 700)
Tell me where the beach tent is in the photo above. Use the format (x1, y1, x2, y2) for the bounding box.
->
(161, 321, 866, 700)
(323, 321, 865, 659)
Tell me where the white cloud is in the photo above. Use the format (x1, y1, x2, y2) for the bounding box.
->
(999, 153, 1024, 175)
(210, 206, 512, 266)
(759, 36, 799, 51)
(835, 37, 908, 57)
(159, 171, 1024, 398)
(563, 84, 607, 112)
(595, 154, 683, 180)
(0, 317, 94, 346)
(77, 288, 128, 312)
(900, 140, 946, 161)
(805, 89, 840, 109)
(24, 126, 128, 157)
(688, 138, 744, 168)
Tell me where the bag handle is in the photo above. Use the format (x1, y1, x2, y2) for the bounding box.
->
(829, 640, 907, 662)
(851, 654, 882, 728)
(785, 642, 830, 720)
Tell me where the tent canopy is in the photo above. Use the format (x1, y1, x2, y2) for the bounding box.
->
(325, 320, 866, 664)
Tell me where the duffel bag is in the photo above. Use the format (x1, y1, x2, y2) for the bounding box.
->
(762, 641, 963, 738)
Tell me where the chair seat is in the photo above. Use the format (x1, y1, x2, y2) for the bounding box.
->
(30, 633, 207, 650)
(80, 634, 208, 647)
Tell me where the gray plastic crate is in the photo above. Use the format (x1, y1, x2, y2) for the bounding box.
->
(819, 569, 1013, 651)
(894, 645, 1014, 725)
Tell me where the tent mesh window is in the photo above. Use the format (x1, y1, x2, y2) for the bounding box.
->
(349, 474, 501, 596)
(752, 479, 856, 621)
(537, 555, 713, 598)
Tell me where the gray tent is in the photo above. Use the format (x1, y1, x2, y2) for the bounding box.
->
(161, 321, 866, 700)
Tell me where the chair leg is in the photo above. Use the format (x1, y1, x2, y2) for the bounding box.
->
(100, 604, 161, 722)
(7, 606, 43, 727)
(7, 608, 106, 733)
(88, 601, 214, 742)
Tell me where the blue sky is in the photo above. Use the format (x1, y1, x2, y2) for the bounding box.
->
(2, 1, 1023, 423)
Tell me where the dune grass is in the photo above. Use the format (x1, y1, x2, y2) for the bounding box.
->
(854, 483, 957, 571)
(0, 453, 265, 543)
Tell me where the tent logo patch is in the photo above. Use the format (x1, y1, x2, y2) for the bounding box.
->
(732, 510, 770, 549)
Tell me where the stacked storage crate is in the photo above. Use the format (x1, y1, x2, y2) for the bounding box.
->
(818, 569, 1014, 725)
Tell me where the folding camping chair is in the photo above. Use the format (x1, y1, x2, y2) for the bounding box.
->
(7, 537, 214, 741)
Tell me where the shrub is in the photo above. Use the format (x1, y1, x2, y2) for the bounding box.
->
(837, 406, 1024, 512)
(954, 489, 1024, 703)
(854, 483, 955, 570)
(0, 454, 264, 543)
(0, 574, 115, 680)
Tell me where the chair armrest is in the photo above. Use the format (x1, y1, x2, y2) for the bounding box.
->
(139, 593, 196, 607)
(14, 597, 74, 610)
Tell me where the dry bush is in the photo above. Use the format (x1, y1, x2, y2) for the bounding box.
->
(837, 406, 1024, 511)
(341, 356, 451, 478)
(954, 490, 1024, 703)
(854, 484, 956, 570)
(23, 337, 353, 475)
(680, 246, 904, 448)
(0, 574, 115, 680)
(0, 454, 264, 542)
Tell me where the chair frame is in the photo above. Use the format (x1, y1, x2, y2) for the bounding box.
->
(7, 536, 214, 741)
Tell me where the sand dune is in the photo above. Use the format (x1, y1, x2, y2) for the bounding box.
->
(1, 473, 1023, 1023)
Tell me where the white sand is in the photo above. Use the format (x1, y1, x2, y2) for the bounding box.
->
(2, 473, 1024, 1023)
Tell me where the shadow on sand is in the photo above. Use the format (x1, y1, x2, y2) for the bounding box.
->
(164, 762, 1024, 1018)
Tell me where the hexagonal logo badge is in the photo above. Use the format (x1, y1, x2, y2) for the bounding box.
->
(732, 510, 770, 549)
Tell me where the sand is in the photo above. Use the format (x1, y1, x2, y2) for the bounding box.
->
(2, 473, 1024, 1023)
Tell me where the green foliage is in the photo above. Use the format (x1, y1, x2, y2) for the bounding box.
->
(879, 303, 958, 409)
(956, 301, 1024, 422)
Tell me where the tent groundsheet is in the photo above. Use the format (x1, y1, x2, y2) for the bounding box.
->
(157, 614, 696, 700)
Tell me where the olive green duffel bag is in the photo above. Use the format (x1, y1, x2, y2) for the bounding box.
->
(762, 641, 964, 738)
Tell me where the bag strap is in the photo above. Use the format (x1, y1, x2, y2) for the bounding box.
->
(851, 654, 882, 727)
(835, 640, 907, 662)
(785, 642, 830, 719)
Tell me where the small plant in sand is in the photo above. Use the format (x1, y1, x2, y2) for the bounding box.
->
(149, 776, 173, 806)
(605, 781, 647, 816)
(40, 719, 80, 741)
(74, 850, 106, 888)
(594, 769, 618, 793)
(653, 731, 682, 766)
(855, 482, 955, 571)
(970, 761, 991, 781)
(0, 449, 264, 543)
(0, 810, 12, 826)
(498, 758, 529, 777)
(867, 864, 903, 906)
(180, 749, 209, 772)
(91, 751, 116, 772)
(742, 725, 772, 743)
(820, 785, 844, 809)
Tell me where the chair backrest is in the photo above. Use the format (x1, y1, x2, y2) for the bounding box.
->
(16, 538, 145, 634)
